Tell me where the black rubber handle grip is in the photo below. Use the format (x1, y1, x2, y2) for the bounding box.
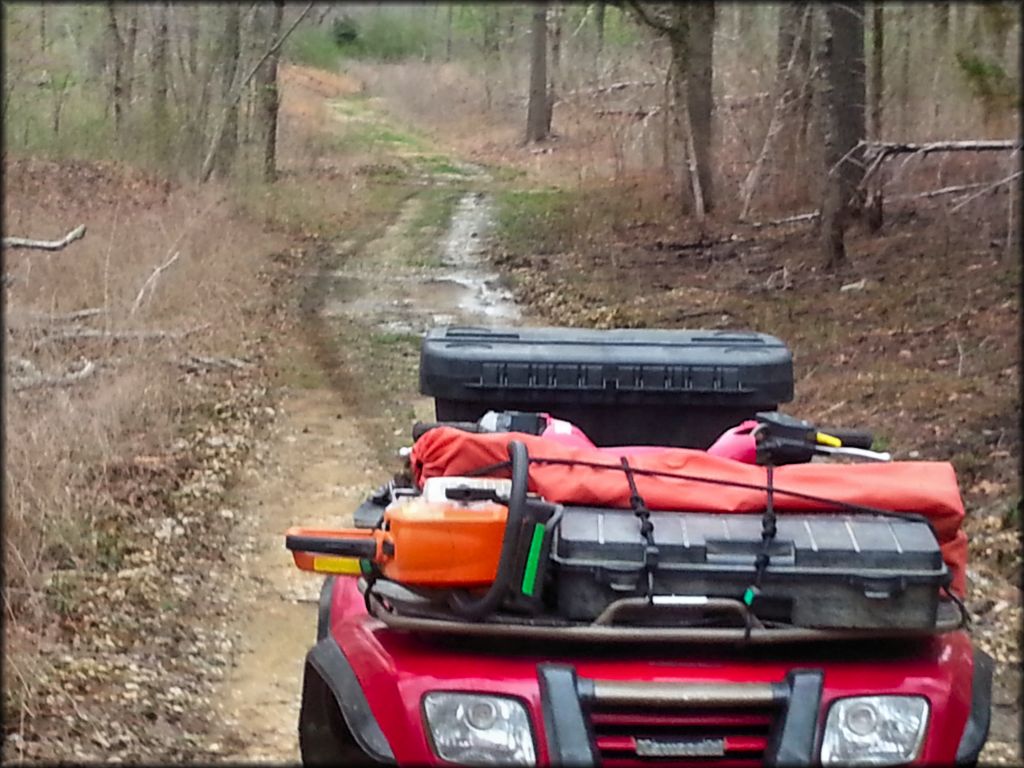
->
(822, 427, 874, 449)
(286, 534, 376, 558)
(412, 421, 483, 441)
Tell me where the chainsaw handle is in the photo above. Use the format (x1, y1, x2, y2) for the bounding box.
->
(285, 530, 379, 559)
(447, 440, 529, 621)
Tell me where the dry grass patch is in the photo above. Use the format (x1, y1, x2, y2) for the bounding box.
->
(3, 154, 287, 728)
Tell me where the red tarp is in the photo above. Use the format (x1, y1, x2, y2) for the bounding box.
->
(410, 427, 968, 596)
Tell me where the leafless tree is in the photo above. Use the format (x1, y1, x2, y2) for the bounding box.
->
(105, 2, 125, 135)
(627, 2, 715, 216)
(152, 2, 170, 160)
(213, 4, 242, 178)
(526, 2, 550, 143)
(258, 0, 285, 182)
(815, 2, 866, 269)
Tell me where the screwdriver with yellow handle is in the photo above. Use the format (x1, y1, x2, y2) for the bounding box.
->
(754, 411, 890, 465)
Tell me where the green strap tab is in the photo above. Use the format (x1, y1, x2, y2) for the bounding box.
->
(520, 524, 546, 597)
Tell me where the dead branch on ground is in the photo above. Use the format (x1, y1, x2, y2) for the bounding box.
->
(10, 359, 98, 392)
(594, 108, 660, 119)
(179, 355, 252, 373)
(890, 181, 997, 201)
(9, 308, 107, 327)
(30, 325, 209, 349)
(949, 171, 1022, 212)
(747, 211, 821, 229)
(131, 251, 181, 314)
(2, 225, 86, 251)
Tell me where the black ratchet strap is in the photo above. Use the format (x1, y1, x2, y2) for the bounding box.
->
(621, 457, 658, 602)
(743, 463, 779, 640)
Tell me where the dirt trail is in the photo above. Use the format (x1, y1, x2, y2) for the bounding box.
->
(211, 145, 517, 760)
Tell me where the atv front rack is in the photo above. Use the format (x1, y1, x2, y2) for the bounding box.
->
(361, 578, 964, 645)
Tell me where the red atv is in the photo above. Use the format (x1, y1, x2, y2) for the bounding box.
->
(289, 327, 991, 767)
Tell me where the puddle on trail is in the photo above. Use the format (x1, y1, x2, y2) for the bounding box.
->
(321, 192, 520, 335)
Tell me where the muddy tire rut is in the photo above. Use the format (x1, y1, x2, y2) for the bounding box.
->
(210, 175, 515, 761)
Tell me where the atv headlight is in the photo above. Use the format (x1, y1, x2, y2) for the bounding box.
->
(820, 696, 929, 766)
(423, 692, 536, 766)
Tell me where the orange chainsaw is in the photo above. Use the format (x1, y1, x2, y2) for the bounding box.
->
(286, 442, 559, 618)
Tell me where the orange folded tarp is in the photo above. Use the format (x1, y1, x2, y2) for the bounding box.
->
(410, 427, 968, 596)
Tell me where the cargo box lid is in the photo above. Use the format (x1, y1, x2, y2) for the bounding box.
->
(553, 507, 945, 574)
(419, 326, 794, 406)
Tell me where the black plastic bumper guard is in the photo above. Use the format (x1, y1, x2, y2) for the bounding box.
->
(537, 663, 824, 767)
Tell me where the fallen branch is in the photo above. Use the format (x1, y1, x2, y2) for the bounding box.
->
(131, 251, 181, 314)
(863, 139, 1022, 156)
(747, 211, 820, 229)
(949, 171, 1022, 212)
(179, 355, 252, 372)
(10, 307, 106, 327)
(595, 107, 660, 119)
(890, 180, 996, 201)
(859, 140, 1022, 189)
(650, 233, 751, 252)
(571, 80, 658, 96)
(32, 325, 209, 348)
(2, 224, 86, 251)
(10, 359, 97, 391)
(672, 308, 733, 320)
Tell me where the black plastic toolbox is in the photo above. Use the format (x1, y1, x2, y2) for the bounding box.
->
(551, 507, 949, 629)
(419, 326, 794, 448)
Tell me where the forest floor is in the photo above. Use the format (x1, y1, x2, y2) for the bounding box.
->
(3, 61, 1019, 764)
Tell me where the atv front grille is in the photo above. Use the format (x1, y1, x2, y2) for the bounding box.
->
(538, 665, 823, 768)
(588, 704, 777, 767)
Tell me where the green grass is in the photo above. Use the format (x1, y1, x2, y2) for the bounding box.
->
(416, 155, 471, 177)
(337, 11, 435, 62)
(371, 331, 421, 347)
(493, 187, 579, 255)
(406, 187, 465, 266)
(286, 26, 343, 71)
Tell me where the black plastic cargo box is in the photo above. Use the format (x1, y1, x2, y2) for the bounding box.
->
(419, 326, 794, 448)
(551, 507, 949, 630)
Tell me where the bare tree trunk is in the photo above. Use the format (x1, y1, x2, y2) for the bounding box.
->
(186, 3, 199, 77)
(214, 4, 241, 178)
(259, 1, 285, 182)
(934, 1, 950, 49)
(838, 1, 866, 215)
(445, 3, 454, 62)
(815, 3, 865, 269)
(199, 1, 314, 183)
(899, 4, 912, 136)
(867, 1, 884, 230)
(869, 3, 883, 141)
(39, 6, 47, 52)
(777, 3, 799, 71)
(526, 2, 549, 143)
(735, 4, 753, 40)
(688, 2, 715, 213)
(548, 2, 562, 134)
(106, 2, 125, 136)
(123, 6, 138, 106)
(740, 5, 810, 219)
(153, 2, 170, 161)
(668, 33, 702, 218)
(777, 3, 813, 170)
(594, 1, 606, 59)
